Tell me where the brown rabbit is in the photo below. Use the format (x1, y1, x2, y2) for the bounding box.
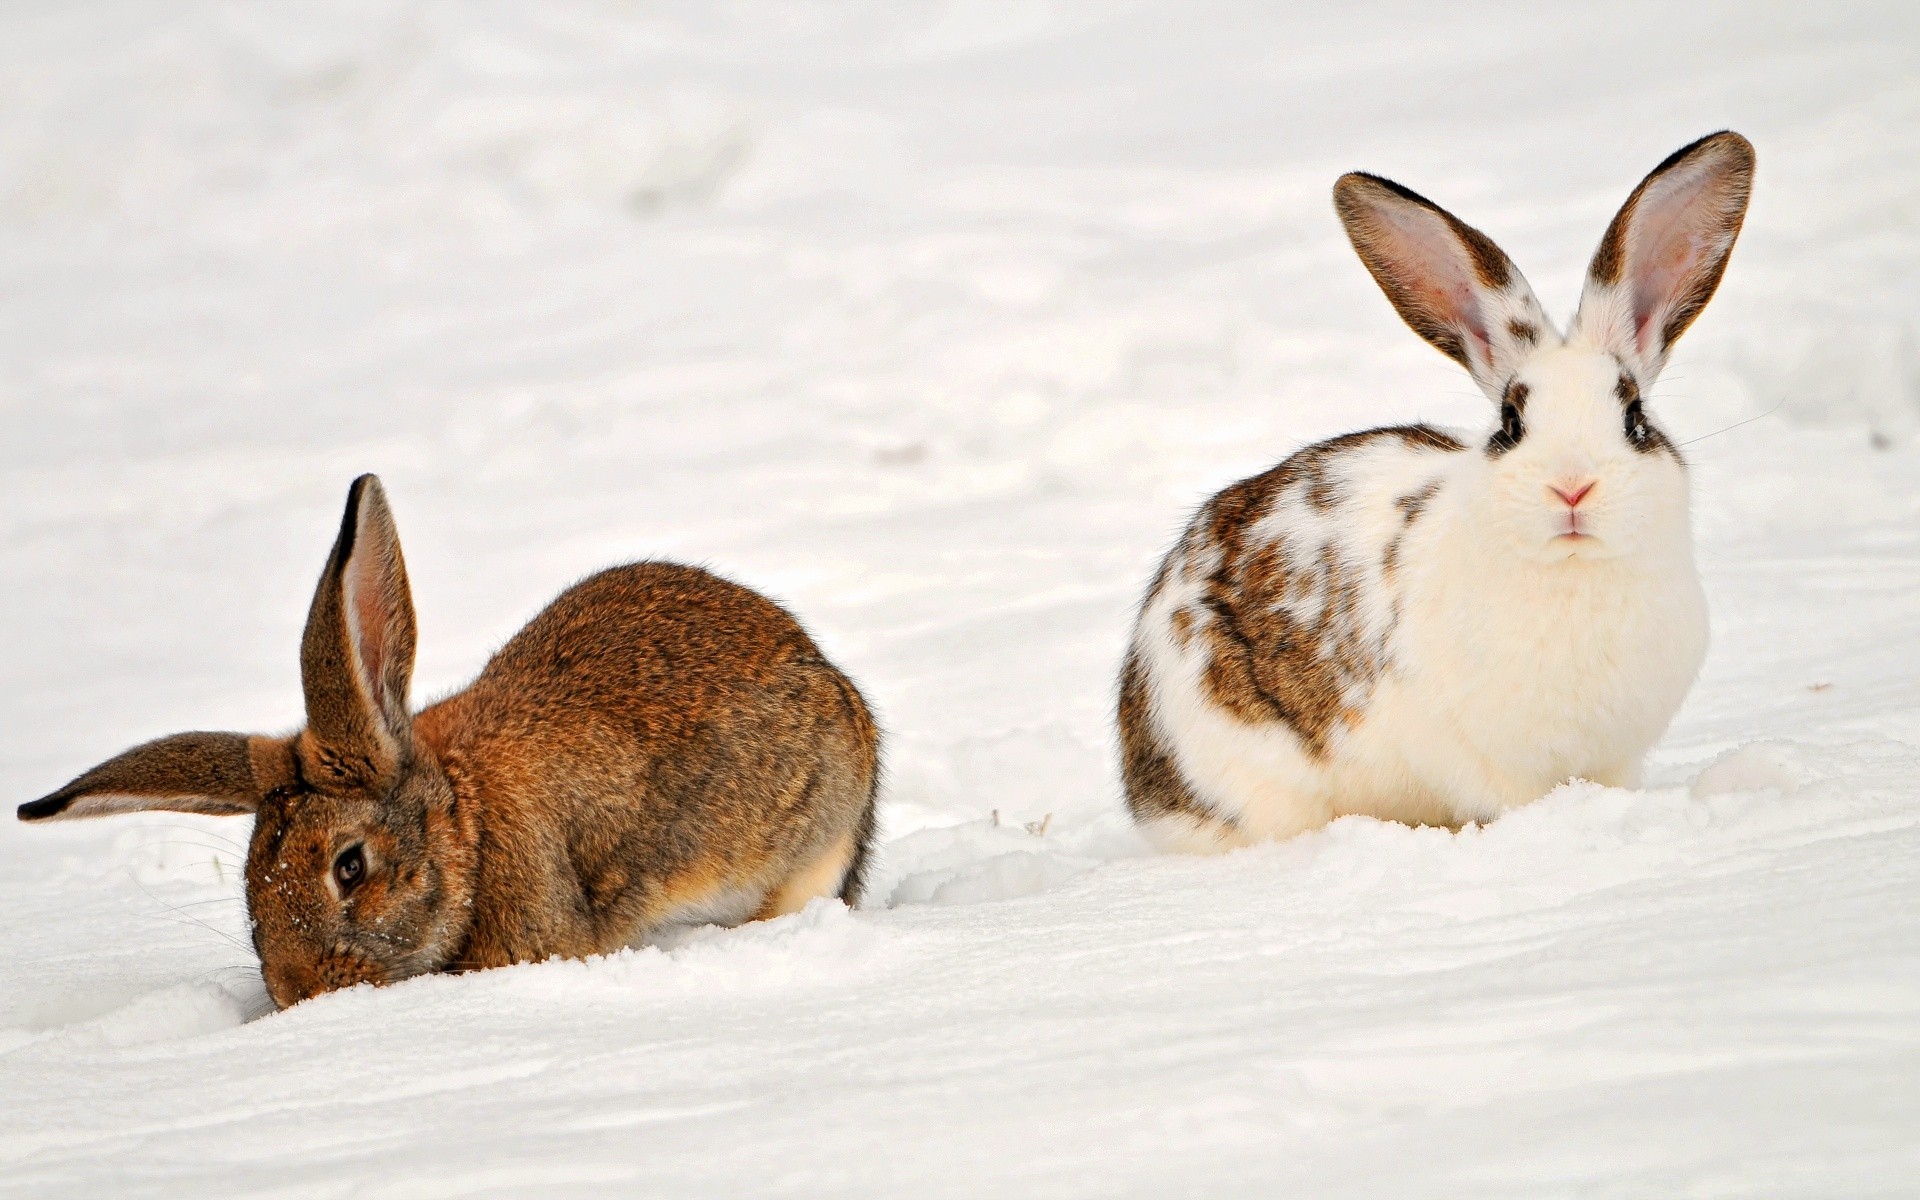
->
(18, 475, 881, 1009)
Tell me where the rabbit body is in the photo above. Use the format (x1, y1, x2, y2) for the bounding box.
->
(413, 562, 880, 969)
(20, 479, 880, 1008)
(1121, 133, 1752, 852)
(1121, 413, 1707, 853)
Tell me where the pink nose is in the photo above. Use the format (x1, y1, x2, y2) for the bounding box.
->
(1550, 481, 1596, 508)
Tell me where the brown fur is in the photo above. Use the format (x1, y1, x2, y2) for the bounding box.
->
(1167, 606, 1195, 650)
(18, 475, 882, 1010)
(1486, 382, 1531, 459)
(18, 732, 261, 819)
(414, 563, 880, 971)
(1383, 480, 1441, 580)
(1117, 652, 1224, 831)
(1196, 533, 1369, 759)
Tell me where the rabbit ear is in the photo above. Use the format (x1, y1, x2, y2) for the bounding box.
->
(17, 732, 280, 821)
(1572, 132, 1755, 383)
(1335, 172, 1554, 399)
(300, 475, 417, 785)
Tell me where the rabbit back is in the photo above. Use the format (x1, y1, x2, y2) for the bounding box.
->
(415, 562, 880, 963)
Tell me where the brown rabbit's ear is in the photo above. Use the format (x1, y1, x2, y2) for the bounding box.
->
(300, 475, 417, 785)
(1334, 172, 1556, 399)
(1572, 131, 1755, 384)
(17, 732, 284, 821)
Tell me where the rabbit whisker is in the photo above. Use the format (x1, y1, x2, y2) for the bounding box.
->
(1680, 397, 1785, 447)
(133, 878, 254, 955)
(132, 839, 248, 860)
(167, 895, 247, 911)
(144, 823, 251, 852)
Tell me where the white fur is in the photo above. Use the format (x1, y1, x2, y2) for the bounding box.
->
(1132, 342, 1707, 848)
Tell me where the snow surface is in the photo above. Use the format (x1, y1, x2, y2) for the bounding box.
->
(3, 2, 1919, 1195)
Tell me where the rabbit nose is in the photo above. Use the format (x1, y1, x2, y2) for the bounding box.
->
(1549, 480, 1596, 508)
(262, 963, 316, 1010)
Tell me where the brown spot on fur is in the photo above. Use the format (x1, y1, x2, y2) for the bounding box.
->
(1117, 652, 1234, 832)
(1169, 606, 1196, 650)
(1385, 478, 1443, 581)
(1305, 469, 1342, 512)
(1507, 319, 1538, 345)
(1171, 428, 1454, 760)
(1236, 541, 1372, 755)
(1385, 424, 1466, 454)
(1395, 481, 1440, 524)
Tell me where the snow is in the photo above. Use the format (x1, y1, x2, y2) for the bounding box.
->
(3, 1, 1919, 1195)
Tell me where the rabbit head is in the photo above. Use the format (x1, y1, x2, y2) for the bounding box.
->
(19, 476, 476, 1008)
(1334, 132, 1755, 564)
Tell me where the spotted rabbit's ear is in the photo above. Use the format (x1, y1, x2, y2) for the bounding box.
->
(18, 732, 285, 821)
(1334, 171, 1556, 400)
(1571, 132, 1755, 387)
(299, 474, 417, 790)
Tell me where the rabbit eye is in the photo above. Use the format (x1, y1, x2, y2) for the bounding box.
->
(332, 845, 367, 895)
(1624, 400, 1650, 444)
(1489, 401, 1525, 454)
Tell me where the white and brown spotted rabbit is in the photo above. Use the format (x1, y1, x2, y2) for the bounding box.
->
(1120, 132, 1755, 852)
(20, 475, 881, 1008)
